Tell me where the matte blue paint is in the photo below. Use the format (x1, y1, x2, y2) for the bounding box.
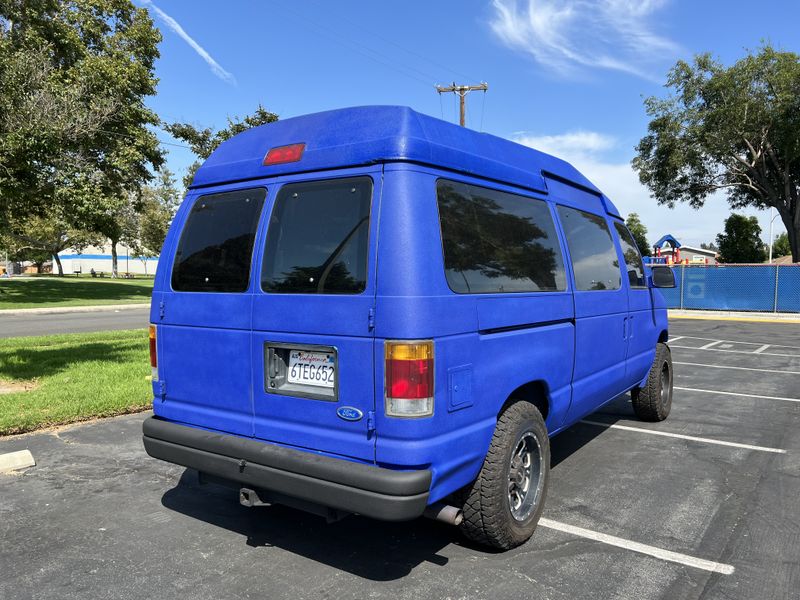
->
(150, 106, 667, 510)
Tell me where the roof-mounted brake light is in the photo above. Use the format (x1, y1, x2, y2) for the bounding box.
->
(263, 143, 305, 166)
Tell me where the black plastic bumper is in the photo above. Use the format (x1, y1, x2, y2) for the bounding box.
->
(142, 416, 431, 521)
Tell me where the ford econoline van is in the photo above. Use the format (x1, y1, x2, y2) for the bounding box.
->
(143, 106, 676, 549)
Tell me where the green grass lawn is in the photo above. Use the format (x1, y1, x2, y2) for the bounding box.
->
(0, 276, 153, 309)
(0, 329, 152, 435)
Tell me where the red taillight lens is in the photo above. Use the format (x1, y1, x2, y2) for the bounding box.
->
(149, 325, 158, 379)
(385, 341, 434, 418)
(263, 143, 305, 165)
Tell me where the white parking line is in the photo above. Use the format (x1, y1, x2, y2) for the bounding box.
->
(675, 386, 800, 403)
(673, 361, 800, 375)
(669, 336, 685, 342)
(699, 340, 723, 350)
(580, 420, 786, 454)
(753, 344, 771, 354)
(668, 335, 800, 351)
(538, 518, 735, 574)
(670, 345, 797, 358)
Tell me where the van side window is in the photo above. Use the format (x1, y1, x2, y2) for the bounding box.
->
(557, 206, 622, 291)
(436, 180, 567, 294)
(613, 222, 647, 288)
(262, 177, 372, 294)
(172, 188, 266, 293)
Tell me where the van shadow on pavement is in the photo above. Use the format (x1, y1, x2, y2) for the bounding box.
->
(157, 399, 630, 581)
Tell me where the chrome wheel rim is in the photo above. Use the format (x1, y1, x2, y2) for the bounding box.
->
(508, 431, 544, 521)
(660, 363, 671, 405)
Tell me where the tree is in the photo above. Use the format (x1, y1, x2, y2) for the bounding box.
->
(0, 208, 101, 275)
(165, 105, 279, 189)
(127, 168, 181, 273)
(0, 0, 164, 243)
(772, 232, 791, 258)
(700, 242, 718, 251)
(624, 213, 652, 256)
(715, 214, 766, 263)
(633, 45, 800, 262)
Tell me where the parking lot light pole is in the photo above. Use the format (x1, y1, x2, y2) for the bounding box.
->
(768, 207, 780, 264)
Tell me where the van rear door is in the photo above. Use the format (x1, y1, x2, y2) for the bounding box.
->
(156, 186, 267, 438)
(250, 171, 379, 463)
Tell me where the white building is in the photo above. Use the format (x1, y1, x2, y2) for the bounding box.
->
(57, 243, 159, 276)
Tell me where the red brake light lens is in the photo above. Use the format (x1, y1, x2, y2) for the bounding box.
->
(149, 325, 158, 381)
(263, 143, 305, 165)
(385, 341, 434, 418)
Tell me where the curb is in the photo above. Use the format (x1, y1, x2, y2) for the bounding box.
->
(0, 449, 35, 473)
(669, 309, 800, 324)
(0, 303, 150, 316)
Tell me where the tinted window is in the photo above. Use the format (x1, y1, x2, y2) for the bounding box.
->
(262, 177, 371, 294)
(557, 206, 621, 291)
(437, 180, 566, 294)
(172, 188, 266, 292)
(614, 223, 647, 288)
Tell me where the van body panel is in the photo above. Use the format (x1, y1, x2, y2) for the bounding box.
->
(249, 167, 381, 463)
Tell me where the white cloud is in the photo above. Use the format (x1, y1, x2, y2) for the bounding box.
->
(513, 131, 786, 247)
(489, 0, 681, 81)
(142, 0, 236, 85)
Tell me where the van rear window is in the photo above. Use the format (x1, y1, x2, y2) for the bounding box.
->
(171, 188, 266, 293)
(436, 180, 567, 294)
(261, 177, 372, 294)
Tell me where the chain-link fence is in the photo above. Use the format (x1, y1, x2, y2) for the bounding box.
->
(658, 264, 800, 312)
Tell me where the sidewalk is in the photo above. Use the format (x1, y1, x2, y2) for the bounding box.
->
(669, 309, 800, 323)
(0, 303, 150, 316)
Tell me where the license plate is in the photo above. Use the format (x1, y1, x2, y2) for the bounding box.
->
(287, 350, 335, 388)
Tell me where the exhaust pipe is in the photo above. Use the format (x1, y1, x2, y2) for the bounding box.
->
(423, 502, 463, 526)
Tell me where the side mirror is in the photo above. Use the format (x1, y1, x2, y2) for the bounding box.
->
(651, 265, 676, 288)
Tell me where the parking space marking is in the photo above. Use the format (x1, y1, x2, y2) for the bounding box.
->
(673, 361, 800, 375)
(668, 334, 800, 350)
(698, 340, 723, 350)
(669, 336, 685, 342)
(753, 344, 771, 354)
(675, 386, 800, 403)
(670, 345, 797, 358)
(538, 518, 735, 574)
(580, 420, 786, 454)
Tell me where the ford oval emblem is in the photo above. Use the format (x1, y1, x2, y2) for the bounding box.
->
(336, 406, 363, 421)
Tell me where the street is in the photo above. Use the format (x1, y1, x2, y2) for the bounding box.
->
(0, 307, 149, 338)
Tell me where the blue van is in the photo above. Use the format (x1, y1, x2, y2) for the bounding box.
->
(143, 106, 676, 549)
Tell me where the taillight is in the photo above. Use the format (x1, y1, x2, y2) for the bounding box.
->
(149, 324, 158, 380)
(263, 143, 305, 165)
(385, 340, 434, 418)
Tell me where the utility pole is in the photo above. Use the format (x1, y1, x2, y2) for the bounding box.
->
(435, 82, 488, 127)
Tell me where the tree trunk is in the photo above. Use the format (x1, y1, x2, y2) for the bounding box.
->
(53, 253, 64, 276)
(110, 240, 118, 278)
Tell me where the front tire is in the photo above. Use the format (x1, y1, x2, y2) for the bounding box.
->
(631, 342, 673, 422)
(459, 401, 549, 550)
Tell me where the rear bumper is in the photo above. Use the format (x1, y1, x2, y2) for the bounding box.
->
(142, 416, 431, 521)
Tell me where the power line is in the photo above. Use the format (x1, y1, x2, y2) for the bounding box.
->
(304, 0, 481, 83)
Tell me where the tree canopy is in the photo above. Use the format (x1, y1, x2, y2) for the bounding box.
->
(0, 0, 164, 235)
(716, 213, 766, 264)
(165, 105, 279, 189)
(633, 45, 800, 261)
(624, 213, 652, 256)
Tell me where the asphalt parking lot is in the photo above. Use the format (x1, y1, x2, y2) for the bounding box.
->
(1, 317, 798, 600)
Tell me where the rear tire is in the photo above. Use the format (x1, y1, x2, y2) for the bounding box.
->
(458, 401, 549, 550)
(631, 342, 673, 422)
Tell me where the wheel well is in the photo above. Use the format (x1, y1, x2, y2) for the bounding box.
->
(500, 381, 549, 422)
(659, 330, 669, 344)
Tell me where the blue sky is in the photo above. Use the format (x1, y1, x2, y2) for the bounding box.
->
(140, 0, 799, 248)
